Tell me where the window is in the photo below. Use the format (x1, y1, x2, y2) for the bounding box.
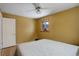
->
(41, 19, 49, 32)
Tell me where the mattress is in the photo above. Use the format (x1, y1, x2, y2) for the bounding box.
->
(17, 39, 79, 56)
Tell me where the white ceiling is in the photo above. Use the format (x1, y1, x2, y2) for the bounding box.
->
(0, 3, 78, 19)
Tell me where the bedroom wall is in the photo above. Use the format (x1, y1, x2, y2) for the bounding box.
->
(2, 12, 37, 44)
(36, 6, 79, 45)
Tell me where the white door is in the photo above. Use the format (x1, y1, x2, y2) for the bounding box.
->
(3, 18, 16, 48)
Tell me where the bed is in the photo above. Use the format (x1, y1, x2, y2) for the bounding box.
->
(17, 39, 79, 56)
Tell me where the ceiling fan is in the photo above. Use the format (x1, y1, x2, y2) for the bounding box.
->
(33, 3, 41, 14)
(32, 3, 41, 14)
(25, 3, 53, 15)
(31, 3, 51, 14)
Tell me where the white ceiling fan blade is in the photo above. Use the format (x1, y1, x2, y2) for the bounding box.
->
(32, 3, 40, 8)
(24, 8, 53, 15)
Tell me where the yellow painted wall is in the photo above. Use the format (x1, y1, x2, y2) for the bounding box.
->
(36, 6, 79, 45)
(0, 12, 2, 17)
(2, 13, 37, 44)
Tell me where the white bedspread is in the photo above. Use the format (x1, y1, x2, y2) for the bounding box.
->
(17, 39, 79, 56)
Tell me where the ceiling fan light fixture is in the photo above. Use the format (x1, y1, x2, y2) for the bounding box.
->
(36, 9, 41, 14)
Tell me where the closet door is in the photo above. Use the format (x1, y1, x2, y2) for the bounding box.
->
(3, 18, 16, 48)
(0, 12, 2, 56)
